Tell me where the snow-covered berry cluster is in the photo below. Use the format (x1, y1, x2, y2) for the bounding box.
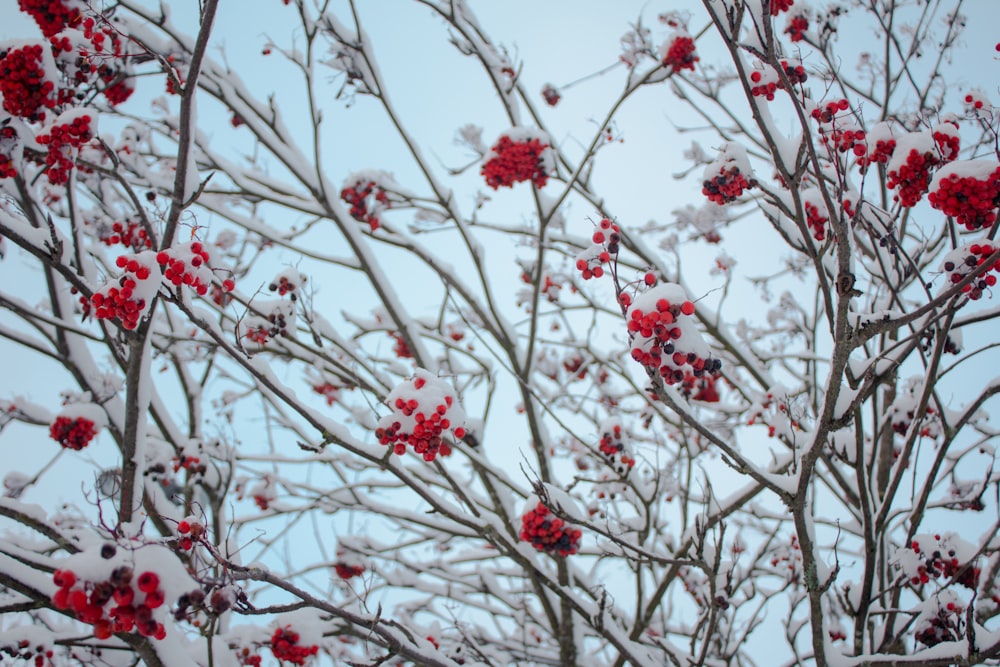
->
(333, 548, 366, 580)
(574, 218, 620, 280)
(0, 125, 19, 179)
(18, 0, 85, 38)
(50, 15, 135, 106)
(541, 83, 560, 106)
(51, 564, 167, 640)
(174, 517, 205, 552)
(270, 627, 319, 666)
(0, 42, 57, 122)
(91, 251, 160, 330)
(36, 110, 93, 184)
(269, 267, 303, 301)
(481, 129, 552, 189)
(749, 59, 805, 100)
(769, 0, 794, 15)
(914, 593, 965, 648)
(803, 191, 830, 241)
(680, 372, 720, 402)
(785, 12, 808, 41)
(49, 415, 95, 450)
(768, 534, 803, 582)
(702, 143, 756, 205)
(242, 300, 294, 346)
(0, 635, 54, 667)
(940, 242, 1000, 300)
(597, 418, 635, 475)
(810, 98, 849, 124)
(932, 120, 961, 162)
(157, 241, 215, 297)
(855, 121, 895, 173)
(749, 66, 780, 100)
(375, 369, 467, 462)
(100, 219, 151, 250)
(626, 282, 722, 386)
(886, 131, 940, 207)
(896, 533, 978, 589)
(661, 34, 698, 73)
(963, 89, 990, 114)
(340, 177, 390, 231)
(49, 403, 104, 450)
(520, 500, 582, 556)
(928, 159, 1000, 230)
(889, 379, 940, 439)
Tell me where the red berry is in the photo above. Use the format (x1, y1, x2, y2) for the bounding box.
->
(136, 571, 159, 593)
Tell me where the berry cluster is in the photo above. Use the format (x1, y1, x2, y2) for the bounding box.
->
(244, 323, 271, 345)
(49, 415, 96, 450)
(243, 304, 293, 345)
(175, 518, 204, 551)
(680, 372, 720, 402)
(519, 270, 564, 304)
(0, 125, 20, 179)
(964, 89, 989, 113)
(520, 501, 582, 556)
(940, 242, 1000, 300)
(390, 331, 413, 358)
(804, 199, 828, 241)
(769, 534, 803, 582)
(575, 219, 620, 280)
(856, 122, 895, 173)
(785, 13, 808, 41)
(36, 112, 93, 184)
(769, 0, 794, 15)
(914, 599, 964, 648)
(268, 268, 303, 301)
(481, 134, 551, 189)
(176, 588, 232, 628)
(702, 143, 756, 205)
(101, 220, 151, 250)
(810, 98, 849, 124)
(749, 59, 806, 100)
(236, 647, 262, 667)
(890, 403, 937, 439)
(172, 453, 205, 475)
(54, 15, 134, 106)
(928, 159, 1000, 230)
(703, 167, 756, 205)
(18, 0, 84, 37)
(91, 251, 158, 330)
(334, 549, 366, 580)
(901, 534, 979, 589)
(597, 420, 635, 475)
(270, 627, 319, 666)
(0, 43, 56, 122)
(249, 479, 274, 511)
(749, 66, 780, 100)
(932, 121, 960, 162)
(375, 370, 467, 462)
(626, 283, 722, 386)
(51, 565, 167, 640)
(340, 179, 389, 230)
(821, 124, 865, 157)
(312, 382, 341, 406)
(157, 241, 215, 297)
(661, 34, 698, 73)
(1, 641, 53, 667)
(541, 83, 560, 106)
(886, 133, 940, 207)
